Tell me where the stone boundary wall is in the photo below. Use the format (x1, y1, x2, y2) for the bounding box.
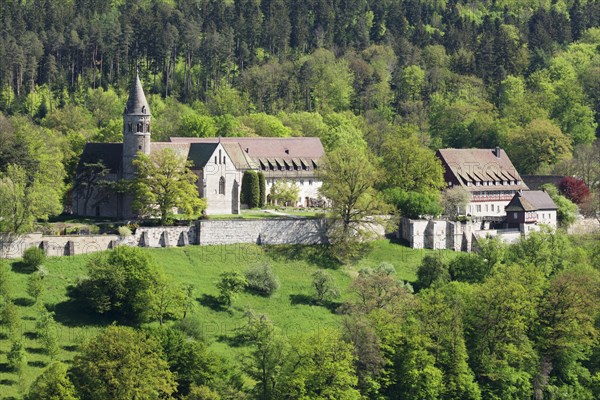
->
(197, 218, 329, 246)
(0, 218, 345, 259)
(119, 226, 198, 248)
(400, 218, 475, 251)
(0, 233, 119, 259)
(399, 217, 526, 252)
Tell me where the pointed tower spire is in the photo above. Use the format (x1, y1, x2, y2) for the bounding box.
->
(122, 72, 151, 183)
(125, 72, 150, 116)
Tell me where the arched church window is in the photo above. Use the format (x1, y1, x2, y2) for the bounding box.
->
(137, 122, 143, 132)
(219, 176, 226, 195)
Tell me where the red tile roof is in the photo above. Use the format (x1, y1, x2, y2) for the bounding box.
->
(169, 137, 324, 159)
(436, 148, 528, 192)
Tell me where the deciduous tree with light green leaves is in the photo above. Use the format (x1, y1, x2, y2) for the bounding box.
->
(77, 246, 162, 323)
(540, 184, 578, 227)
(320, 145, 386, 261)
(0, 164, 63, 234)
(278, 329, 361, 400)
(132, 148, 206, 224)
(25, 362, 79, 400)
(270, 179, 300, 206)
(380, 136, 445, 194)
(216, 271, 247, 307)
(303, 48, 354, 113)
(507, 119, 572, 174)
(70, 326, 176, 400)
(27, 272, 44, 304)
(312, 269, 340, 304)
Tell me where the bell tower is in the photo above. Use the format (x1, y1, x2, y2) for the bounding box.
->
(122, 73, 151, 179)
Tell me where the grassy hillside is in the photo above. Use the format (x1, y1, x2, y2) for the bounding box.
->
(0, 240, 456, 398)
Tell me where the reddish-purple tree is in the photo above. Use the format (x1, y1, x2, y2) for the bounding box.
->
(558, 176, 590, 204)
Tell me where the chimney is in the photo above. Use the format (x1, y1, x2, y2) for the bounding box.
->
(494, 146, 501, 158)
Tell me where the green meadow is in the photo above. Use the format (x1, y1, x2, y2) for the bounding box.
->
(0, 240, 457, 398)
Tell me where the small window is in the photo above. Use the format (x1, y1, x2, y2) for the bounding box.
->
(214, 156, 217, 164)
(138, 145, 142, 150)
(142, 106, 146, 113)
(219, 150, 222, 165)
(128, 123, 133, 132)
(513, 213, 517, 219)
(219, 176, 225, 194)
(137, 122, 143, 132)
(223, 156, 226, 164)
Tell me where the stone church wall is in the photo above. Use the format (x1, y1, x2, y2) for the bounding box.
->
(202, 145, 242, 215)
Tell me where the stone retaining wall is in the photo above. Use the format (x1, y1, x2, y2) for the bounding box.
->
(197, 218, 329, 246)
(400, 218, 499, 252)
(0, 218, 338, 259)
(0, 233, 119, 258)
(120, 226, 198, 248)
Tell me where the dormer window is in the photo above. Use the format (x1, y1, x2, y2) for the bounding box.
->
(142, 106, 146, 114)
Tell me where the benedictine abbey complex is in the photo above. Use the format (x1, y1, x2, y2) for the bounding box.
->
(72, 75, 325, 218)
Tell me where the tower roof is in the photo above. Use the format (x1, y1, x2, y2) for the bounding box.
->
(124, 73, 150, 115)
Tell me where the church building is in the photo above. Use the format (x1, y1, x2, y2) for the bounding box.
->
(72, 75, 325, 218)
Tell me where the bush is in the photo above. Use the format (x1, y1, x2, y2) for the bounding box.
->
(245, 263, 280, 296)
(242, 170, 260, 208)
(118, 226, 132, 237)
(216, 271, 247, 306)
(23, 247, 46, 270)
(172, 315, 206, 341)
(312, 270, 340, 303)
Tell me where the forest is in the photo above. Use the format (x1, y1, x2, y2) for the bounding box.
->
(1, 0, 600, 229)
